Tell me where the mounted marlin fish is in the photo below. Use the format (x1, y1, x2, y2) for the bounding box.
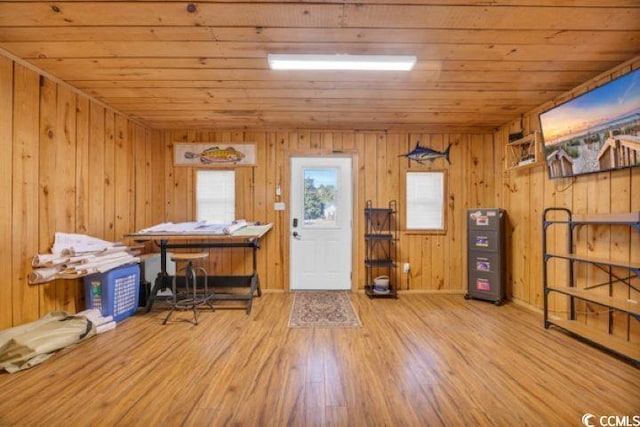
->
(400, 142, 452, 164)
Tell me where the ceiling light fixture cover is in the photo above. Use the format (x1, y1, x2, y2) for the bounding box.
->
(267, 54, 417, 71)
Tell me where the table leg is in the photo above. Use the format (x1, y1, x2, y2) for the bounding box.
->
(145, 273, 171, 313)
(145, 239, 169, 313)
(255, 274, 262, 297)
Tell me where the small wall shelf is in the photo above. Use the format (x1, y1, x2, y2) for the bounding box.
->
(506, 131, 542, 171)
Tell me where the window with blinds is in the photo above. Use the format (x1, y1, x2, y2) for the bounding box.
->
(196, 170, 235, 224)
(406, 171, 446, 231)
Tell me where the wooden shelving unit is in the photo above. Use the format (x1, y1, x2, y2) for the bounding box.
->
(506, 131, 542, 171)
(543, 207, 640, 365)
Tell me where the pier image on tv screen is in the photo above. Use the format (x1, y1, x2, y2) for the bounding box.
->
(539, 68, 640, 179)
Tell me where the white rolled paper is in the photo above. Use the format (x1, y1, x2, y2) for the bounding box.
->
(223, 220, 248, 235)
(28, 266, 63, 284)
(31, 254, 68, 268)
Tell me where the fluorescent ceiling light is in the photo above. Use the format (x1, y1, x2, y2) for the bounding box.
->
(267, 54, 417, 71)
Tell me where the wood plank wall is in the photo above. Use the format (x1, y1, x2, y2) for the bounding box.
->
(0, 56, 164, 329)
(162, 130, 503, 294)
(4, 46, 635, 340)
(499, 57, 640, 343)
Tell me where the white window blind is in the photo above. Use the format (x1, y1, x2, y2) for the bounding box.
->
(406, 171, 445, 230)
(196, 170, 235, 224)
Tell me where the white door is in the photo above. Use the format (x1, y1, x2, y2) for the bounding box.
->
(290, 157, 352, 290)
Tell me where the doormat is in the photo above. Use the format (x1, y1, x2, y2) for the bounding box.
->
(288, 292, 361, 328)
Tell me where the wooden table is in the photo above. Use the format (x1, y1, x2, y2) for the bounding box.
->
(125, 224, 272, 314)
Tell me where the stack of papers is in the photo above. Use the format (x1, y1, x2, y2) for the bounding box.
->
(138, 220, 248, 235)
(30, 234, 139, 284)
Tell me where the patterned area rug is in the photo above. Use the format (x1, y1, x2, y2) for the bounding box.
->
(288, 292, 361, 328)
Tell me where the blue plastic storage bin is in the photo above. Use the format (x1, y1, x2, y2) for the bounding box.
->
(84, 264, 140, 322)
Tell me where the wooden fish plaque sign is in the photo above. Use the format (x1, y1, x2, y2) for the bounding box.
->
(174, 143, 256, 167)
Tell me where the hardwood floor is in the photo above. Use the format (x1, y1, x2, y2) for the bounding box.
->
(0, 293, 638, 426)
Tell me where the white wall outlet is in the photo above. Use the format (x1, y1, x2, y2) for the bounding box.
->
(274, 202, 286, 211)
(403, 263, 410, 273)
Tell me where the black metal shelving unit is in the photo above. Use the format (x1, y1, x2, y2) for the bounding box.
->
(364, 200, 397, 298)
(542, 207, 640, 365)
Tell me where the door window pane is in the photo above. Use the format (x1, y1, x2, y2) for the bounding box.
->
(196, 170, 235, 224)
(303, 168, 338, 227)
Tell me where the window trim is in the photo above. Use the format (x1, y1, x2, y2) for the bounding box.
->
(404, 170, 448, 235)
(194, 168, 236, 224)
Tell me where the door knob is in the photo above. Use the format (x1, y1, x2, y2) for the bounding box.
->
(292, 231, 302, 240)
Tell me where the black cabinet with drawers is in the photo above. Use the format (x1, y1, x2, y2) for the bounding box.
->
(465, 208, 506, 305)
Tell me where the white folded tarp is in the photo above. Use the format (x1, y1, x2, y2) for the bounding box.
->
(0, 311, 96, 373)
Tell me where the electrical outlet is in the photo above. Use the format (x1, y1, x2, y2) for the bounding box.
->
(403, 263, 410, 273)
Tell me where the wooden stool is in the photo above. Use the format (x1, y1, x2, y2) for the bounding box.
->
(163, 252, 214, 325)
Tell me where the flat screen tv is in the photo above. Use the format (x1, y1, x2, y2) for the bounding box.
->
(539, 68, 640, 179)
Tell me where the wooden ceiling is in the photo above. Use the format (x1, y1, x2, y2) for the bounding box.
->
(0, 1, 639, 132)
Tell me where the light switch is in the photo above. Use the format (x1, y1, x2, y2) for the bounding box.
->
(274, 202, 286, 211)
